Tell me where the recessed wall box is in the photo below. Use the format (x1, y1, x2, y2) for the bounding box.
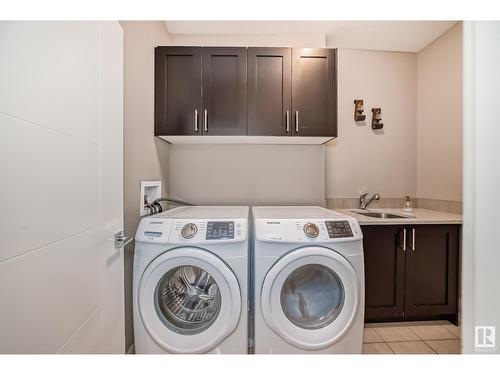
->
(140, 181, 162, 217)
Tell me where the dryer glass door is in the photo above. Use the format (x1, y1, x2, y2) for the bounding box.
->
(281, 264, 345, 330)
(138, 247, 241, 353)
(261, 246, 360, 351)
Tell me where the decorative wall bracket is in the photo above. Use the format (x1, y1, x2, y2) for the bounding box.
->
(371, 108, 383, 129)
(354, 99, 366, 121)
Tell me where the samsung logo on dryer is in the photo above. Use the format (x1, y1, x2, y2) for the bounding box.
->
(149, 221, 163, 224)
(266, 221, 281, 225)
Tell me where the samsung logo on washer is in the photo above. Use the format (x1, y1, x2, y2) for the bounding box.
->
(149, 221, 163, 224)
(266, 221, 281, 225)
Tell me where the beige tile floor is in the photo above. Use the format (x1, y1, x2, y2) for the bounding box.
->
(363, 321, 461, 354)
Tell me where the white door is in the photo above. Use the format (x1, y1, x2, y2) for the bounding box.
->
(138, 247, 241, 353)
(100, 22, 126, 353)
(261, 247, 360, 350)
(0, 22, 124, 353)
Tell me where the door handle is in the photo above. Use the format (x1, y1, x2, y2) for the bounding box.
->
(286, 110, 290, 133)
(401, 228, 407, 251)
(411, 228, 416, 251)
(204, 109, 208, 132)
(194, 109, 198, 132)
(295, 110, 299, 133)
(114, 230, 133, 249)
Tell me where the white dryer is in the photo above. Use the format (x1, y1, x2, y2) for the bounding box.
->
(133, 206, 249, 354)
(252, 206, 364, 354)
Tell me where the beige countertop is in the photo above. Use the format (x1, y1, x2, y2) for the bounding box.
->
(335, 208, 462, 225)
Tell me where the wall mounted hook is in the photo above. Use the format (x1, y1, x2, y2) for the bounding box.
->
(371, 108, 383, 129)
(354, 99, 366, 121)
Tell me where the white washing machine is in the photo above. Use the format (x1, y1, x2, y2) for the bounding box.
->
(133, 206, 249, 354)
(252, 206, 364, 354)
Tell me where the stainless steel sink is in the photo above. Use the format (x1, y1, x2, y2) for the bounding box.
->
(352, 211, 413, 219)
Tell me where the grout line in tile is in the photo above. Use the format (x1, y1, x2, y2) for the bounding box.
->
(425, 341, 438, 354)
(388, 345, 396, 354)
(407, 326, 425, 341)
(382, 338, 461, 343)
(407, 326, 461, 342)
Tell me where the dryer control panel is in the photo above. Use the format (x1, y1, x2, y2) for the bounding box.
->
(255, 218, 362, 243)
(325, 220, 353, 238)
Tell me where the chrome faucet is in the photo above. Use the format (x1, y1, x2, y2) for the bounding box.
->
(359, 193, 380, 210)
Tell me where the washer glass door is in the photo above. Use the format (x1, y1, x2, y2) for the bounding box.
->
(139, 247, 241, 353)
(156, 265, 221, 335)
(261, 246, 360, 350)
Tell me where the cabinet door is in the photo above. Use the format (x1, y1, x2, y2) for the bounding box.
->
(362, 225, 406, 322)
(291, 48, 337, 137)
(247, 48, 292, 136)
(404, 225, 459, 319)
(202, 47, 247, 135)
(155, 47, 202, 135)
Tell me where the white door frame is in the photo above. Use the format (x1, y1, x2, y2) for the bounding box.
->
(462, 21, 500, 354)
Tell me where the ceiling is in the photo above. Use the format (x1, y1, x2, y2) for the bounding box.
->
(163, 21, 458, 52)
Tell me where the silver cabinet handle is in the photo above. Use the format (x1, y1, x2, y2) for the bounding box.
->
(286, 110, 290, 133)
(194, 109, 198, 132)
(114, 230, 133, 249)
(411, 228, 416, 251)
(295, 110, 299, 133)
(402, 228, 407, 251)
(204, 109, 208, 132)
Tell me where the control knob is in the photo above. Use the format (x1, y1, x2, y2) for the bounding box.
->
(303, 222, 319, 238)
(181, 223, 198, 239)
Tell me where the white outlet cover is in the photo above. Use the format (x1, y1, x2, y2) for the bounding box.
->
(140, 181, 162, 217)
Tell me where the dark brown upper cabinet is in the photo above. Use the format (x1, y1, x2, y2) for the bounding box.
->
(292, 48, 337, 137)
(155, 47, 202, 135)
(247, 48, 292, 136)
(202, 47, 247, 135)
(155, 46, 337, 140)
(363, 224, 460, 324)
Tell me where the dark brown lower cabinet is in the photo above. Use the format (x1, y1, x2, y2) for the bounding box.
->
(363, 226, 406, 321)
(363, 224, 460, 324)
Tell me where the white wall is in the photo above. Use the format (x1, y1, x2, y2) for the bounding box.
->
(169, 33, 325, 47)
(462, 21, 500, 354)
(119, 21, 171, 352)
(0, 21, 123, 353)
(325, 49, 417, 199)
(417, 23, 463, 202)
(168, 144, 326, 206)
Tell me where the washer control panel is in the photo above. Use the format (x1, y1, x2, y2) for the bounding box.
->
(171, 219, 246, 244)
(206, 221, 234, 240)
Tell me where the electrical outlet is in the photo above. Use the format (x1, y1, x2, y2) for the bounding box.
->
(140, 181, 162, 216)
